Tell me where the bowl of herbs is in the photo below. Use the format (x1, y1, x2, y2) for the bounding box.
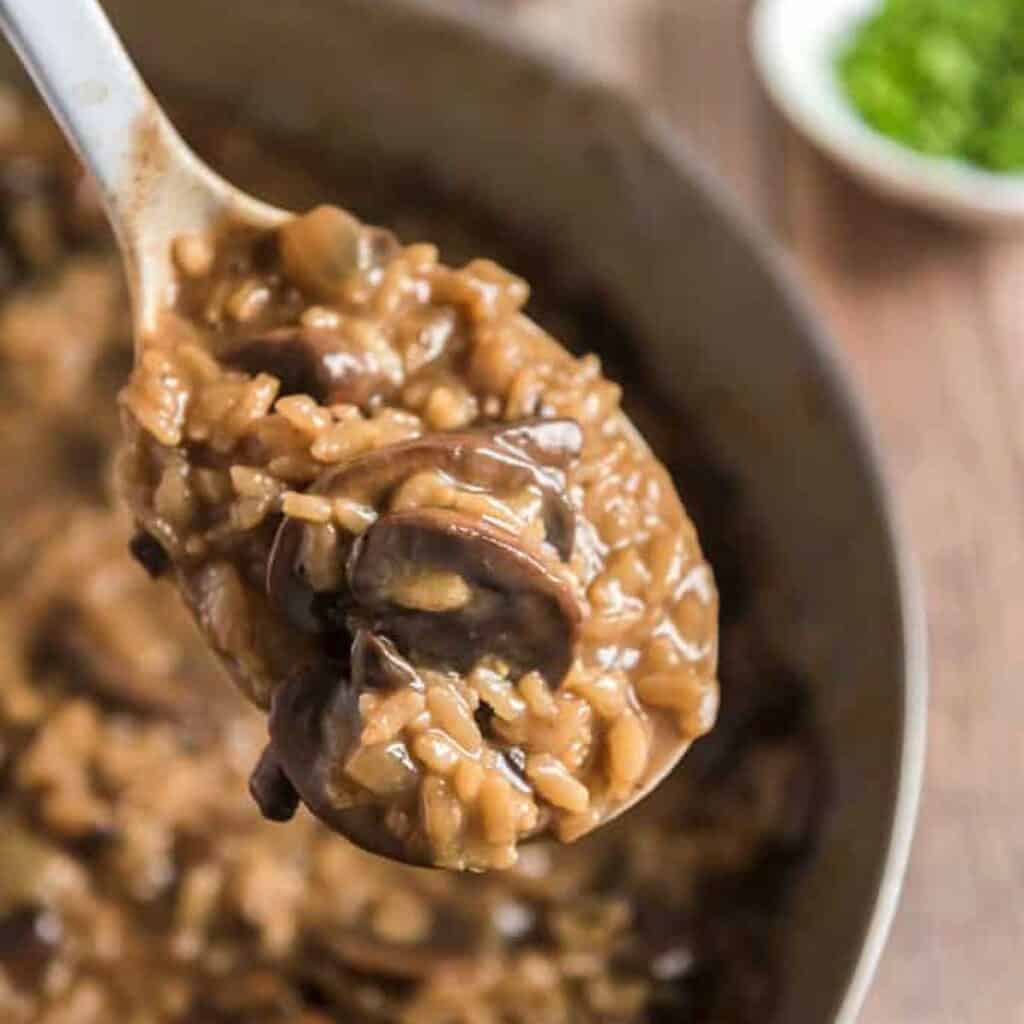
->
(752, 0, 1024, 226)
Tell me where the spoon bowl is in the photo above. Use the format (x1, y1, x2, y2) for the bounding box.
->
(0, 0, 709, 868)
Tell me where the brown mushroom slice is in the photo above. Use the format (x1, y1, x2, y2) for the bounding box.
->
(248, 745, 300, 822)
(41, 611, 199, 721)
(0, 905, 62, 993)
(347, 509, 581, 687)
(313, 901, 486, 980)
(128, 528, 170, 578)
(266, 661, 432, 865)
(224, 324, 400, 407)
(266, 427, 579, 635)
(278, 205, 400, 300)
(264, 521, 335, 635)
(321, 430, 576, 558)
(266, 664, 358, 826)
(485, 417, 584, 470)
(351, 628, 423, 693)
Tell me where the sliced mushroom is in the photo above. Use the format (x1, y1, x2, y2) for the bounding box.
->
(351, 628, 423, 693)
(278, 205, 399, 300)
(266, 661, 431, 865)
(248, 745, 300, 822)
(348, 509, 581, 687)
(0, 905, 62, 992)
(38, 611, 199, 721)
(128, 529, 170, 578)
(267, 425, 579, 636)
(310, 902, 485, 979)
(486, 417, 584, 470)
(224, 324, 401, 407)
(266, 663, 359, 826)
(323, 429, 575, 558)
(265, 524, 337, 635)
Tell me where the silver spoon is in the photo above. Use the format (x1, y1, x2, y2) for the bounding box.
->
(0, 0, 287, 340)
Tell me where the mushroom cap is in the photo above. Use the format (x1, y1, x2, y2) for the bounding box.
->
(309, 427, 578, 560)
(278, 205, 399, 301)
(351, 628, 423, 692)
(265, 653, 434, 865)
(487, 417, 583, 470)
(348, 508, 581, 687)
(266, 422, 582, 637)
(248, 744, 300, 822)
(224, 324, 401, 408)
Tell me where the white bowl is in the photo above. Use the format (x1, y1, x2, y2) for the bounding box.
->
(752, 0, 1024, 227)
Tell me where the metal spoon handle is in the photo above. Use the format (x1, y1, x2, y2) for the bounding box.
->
(0, 0, 156, 229)
(0, 0, 286, 331)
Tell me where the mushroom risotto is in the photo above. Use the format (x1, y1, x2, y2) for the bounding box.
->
(119, 200, 719, 869)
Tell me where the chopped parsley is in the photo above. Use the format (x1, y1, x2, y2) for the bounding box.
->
(837, 0, 1024, 171)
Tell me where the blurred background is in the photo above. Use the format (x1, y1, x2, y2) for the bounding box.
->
(428, 0, 1017, 1021)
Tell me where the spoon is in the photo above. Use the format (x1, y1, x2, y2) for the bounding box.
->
(0, 0, 288, 339)
(0, 0, 709, 868)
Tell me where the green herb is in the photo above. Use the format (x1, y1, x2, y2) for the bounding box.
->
(837, 0, 1024, 172)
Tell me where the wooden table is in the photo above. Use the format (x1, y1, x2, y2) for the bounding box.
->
(440, 1, 1021, 1019)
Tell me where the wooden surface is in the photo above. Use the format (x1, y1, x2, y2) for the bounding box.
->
(446, 1, 1021, 1020)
